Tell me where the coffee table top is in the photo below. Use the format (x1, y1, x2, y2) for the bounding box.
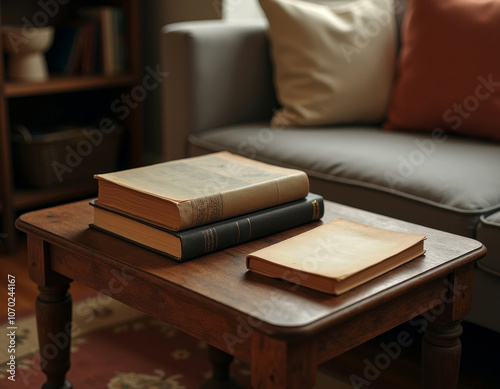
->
(16, 199, 485, 338)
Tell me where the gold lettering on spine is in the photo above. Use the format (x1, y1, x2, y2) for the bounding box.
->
(202, 228, 218, 254)
(311, 200, 319, 220)
(247, 218, 252, 239)
(192, 194, 223, 226)
(236, 222, 241, 244)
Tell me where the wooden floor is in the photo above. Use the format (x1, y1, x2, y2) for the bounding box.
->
(2, 234, 498, 388)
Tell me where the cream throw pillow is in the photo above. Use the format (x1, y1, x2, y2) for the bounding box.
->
(260, 0, 397, 127)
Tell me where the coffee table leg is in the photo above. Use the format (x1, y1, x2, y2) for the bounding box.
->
(36, 284, 73, 389)
(422, 319, 462, 389)
(251, 333, 317, 389)
(200, 346, 243, 389)
(27, 235, 73, 389)
(422, 265, 474, 389)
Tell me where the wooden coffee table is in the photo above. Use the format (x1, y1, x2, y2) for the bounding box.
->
(16, 199, 486, 389)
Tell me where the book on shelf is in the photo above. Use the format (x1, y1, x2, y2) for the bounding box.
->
(46, 24, 81, 74)
(89, 193, 324, 261)
(246, 218, 426, 295)
(46, 6, 127, 76)
(78, 6, 127, 75)
(67, 21, 94, 75)
(94, 151, 310, 232)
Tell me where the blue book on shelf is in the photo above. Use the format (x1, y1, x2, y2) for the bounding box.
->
(46, 25, 79, 74)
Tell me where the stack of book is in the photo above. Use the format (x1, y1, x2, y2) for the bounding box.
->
(90, 152, 324, 261)
(47, 6, 127, 76)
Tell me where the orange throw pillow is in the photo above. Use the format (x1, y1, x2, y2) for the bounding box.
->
(384, 0, 500, 141)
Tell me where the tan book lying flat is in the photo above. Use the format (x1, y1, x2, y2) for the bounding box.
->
(246, 218, 426, 295)
(94, 152, 309, 231)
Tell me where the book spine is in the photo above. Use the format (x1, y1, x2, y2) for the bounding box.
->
(180, 194, 324, 260)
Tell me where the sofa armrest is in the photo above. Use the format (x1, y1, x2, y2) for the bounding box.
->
(160, 19, 277, 161)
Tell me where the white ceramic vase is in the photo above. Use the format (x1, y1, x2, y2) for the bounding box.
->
(2, 25, 55, 82)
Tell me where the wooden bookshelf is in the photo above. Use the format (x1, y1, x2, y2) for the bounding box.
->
(0, 0, 143, 253)
(5, 74, 138, 97)
(13, 181, 98, 209)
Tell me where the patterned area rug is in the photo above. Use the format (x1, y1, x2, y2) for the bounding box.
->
(3, 292, 495, 388)
(0, 293, 348, 389)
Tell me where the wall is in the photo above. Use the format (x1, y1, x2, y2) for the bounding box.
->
(140, 0, 221, 164)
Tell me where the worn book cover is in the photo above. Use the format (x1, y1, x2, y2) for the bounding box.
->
(94, 152, 310, 231)
(246, 218, 426, 295)
(89, 193, 323, 261)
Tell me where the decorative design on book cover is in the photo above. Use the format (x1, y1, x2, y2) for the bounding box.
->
(202, 227, 217, 254)
(311, 199, 321, 220)
(201, 217, 255, 255)
(192, 194, 223, 227)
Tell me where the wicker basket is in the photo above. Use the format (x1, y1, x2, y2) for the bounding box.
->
(12, 122, 123, 188)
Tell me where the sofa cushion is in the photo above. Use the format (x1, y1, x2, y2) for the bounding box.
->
(384, 0, 500, 141)
(259, 0, 397, 127)
(188, 125, 500, 237)
(477, 212, 500, 277)
(467, 268, 500, 332)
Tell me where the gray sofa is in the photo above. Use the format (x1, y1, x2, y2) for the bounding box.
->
(160, 18, 500, 333)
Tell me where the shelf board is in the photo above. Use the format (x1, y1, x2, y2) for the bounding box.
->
(4, 74, 139, 97)
(13, 180, 97, 210)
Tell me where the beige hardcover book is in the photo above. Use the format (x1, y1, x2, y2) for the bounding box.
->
(246, 218, 426, 295)
(94, 152, 309, 231)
